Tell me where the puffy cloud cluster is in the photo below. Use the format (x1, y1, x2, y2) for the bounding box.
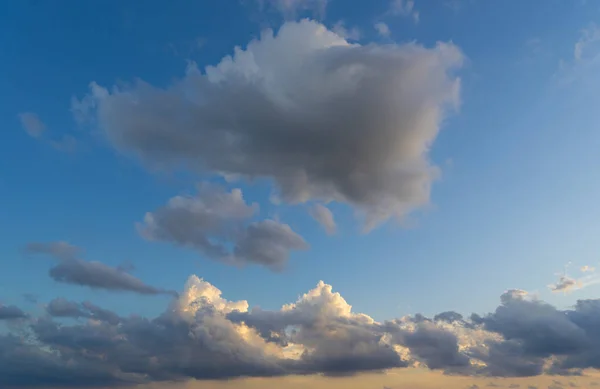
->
(74, 19, 463, 230)
(25, 242, 175, 296)
(4, 276, 600, 387)
(138, 183, 308, 270)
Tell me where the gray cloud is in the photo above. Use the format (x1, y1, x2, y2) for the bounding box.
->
(401, 322, 470, 371)
(25, 242, 175, 296)
(0, 305, 27, 320)
(139, 184, 307, 270)
(5, 276, 600, 386)
(233, 219, 308, 270)
(46, 298, 121, 325)
(74, 20, 463, 230)
(138, 183, 257, 259)
(309, 204, 337, 235)
(549, 271, 600, 294)
(18, 112, 46, 138)
(549, 275, 579, 293)
(46, 298, 88, 318)
(433, 311, 464, 324)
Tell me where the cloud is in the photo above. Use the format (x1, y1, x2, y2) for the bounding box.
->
(46, 298, 88, 318)
(548, 271, 600, 294)
(556, 23, 600, 85)
(73, 19, 463, 230)
(389, 0, 419, 23)
(581, 265, 595, 273)
(0, 305, 27, 320)
(18, 112, 46, 138)
(138, 183, 307, 270)
(17, 113, 79, 152)
(375, 22, 391, 37)
(257, 0, 328, 19)
(309, 204, 336, 235)
(331, 20, 361, 41)
(233, 219, 308, 270)
(574, 24, 600, 61)
(6, 276, 600, 386)
(549, 275, 579, 293)
(46, 298, 121, 325)
(24, 241, 175, 296)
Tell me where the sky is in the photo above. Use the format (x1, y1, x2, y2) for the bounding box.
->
(1, 0, 600, 388)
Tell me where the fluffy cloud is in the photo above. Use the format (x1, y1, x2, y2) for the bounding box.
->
(5, 277, 600, 386)
(25, 242, 175, 296)
(309, 204, 336, 235)
(74, 20, 463, 230)
(138, 184, 307, 270)
(18, 112, 46, 138)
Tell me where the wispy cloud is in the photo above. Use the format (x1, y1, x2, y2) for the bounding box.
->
(24, 241, 176, 296)
(374, 22, 391, 38)
(549, 264, 600, 294)
(389, 0, 420, 23)
(18, 112, 46, 138)
(17, 112, 79, 152)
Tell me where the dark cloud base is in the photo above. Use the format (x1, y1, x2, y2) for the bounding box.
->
(2, 278, 600, 388)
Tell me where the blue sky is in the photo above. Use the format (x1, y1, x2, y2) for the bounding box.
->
(2, 4, 600, 385)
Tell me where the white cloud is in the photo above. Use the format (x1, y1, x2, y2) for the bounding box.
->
(332, 20, 361, 41)
(389, 0, 420, 23)
(18, 112, 46, 138)
(574, 23, 600, 61)
(374, 22, 391, 38)
(74, 20, 464, 230)
(309, 204, 336, 235)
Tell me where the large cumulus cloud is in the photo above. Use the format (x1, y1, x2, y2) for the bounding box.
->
(5, 277, 600, 387)
(74, 19, 463, 229)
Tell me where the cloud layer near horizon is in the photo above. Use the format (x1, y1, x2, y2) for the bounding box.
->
(73, 19, 463, 230)
(3, 276, 600, 387)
